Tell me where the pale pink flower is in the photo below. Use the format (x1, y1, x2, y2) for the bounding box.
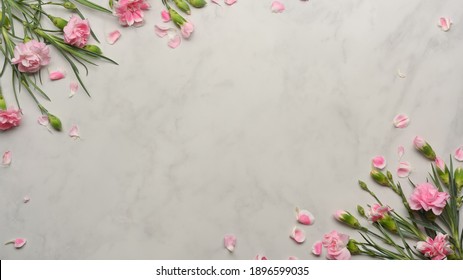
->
(409, 183, 450, 215)
(0, 108, 22, 131)
(49, 69, 66, 81)
(5, 238, 27, 249)
(290, 227, 306, 244)
(271, 1, 285, 13)
(397, 161, 411, 178)
(225, 0, 237, 5)
(416, 233, 453, 260)
(107, 30, 121, 45)
(438, 17, 452, 32)
(393, 113, 410, 128)
(372, 155, 387, 169)
(2, 151, 12, 166)
(161, 10, 171, 22)
(11, 40, 50, 73)
(296, 207, 315, 225)
(368, 204, 392, 222)
(312, 240, 323, 256)
(435, 156, 446, 170)
(115, 0, 150, 27)
(322, 230, 351, 260)
(413, 136, 426, 149)
(180, 22, 195, 39)
(455, 146, 463, 162)
(398, 146, 405, 159)
(223, 234, 236, 252)
(63, 15, 90, 48)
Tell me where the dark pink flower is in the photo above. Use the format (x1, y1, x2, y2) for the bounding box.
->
(416, 233, 453, 260)
(0, 108, 21, 131)
(409, 183, 449, 215)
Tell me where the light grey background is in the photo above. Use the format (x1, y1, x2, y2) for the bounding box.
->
(1, 0, 462, 259)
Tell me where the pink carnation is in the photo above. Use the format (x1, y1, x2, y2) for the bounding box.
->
(11, 40, 50, 73)
(0, 108, 22, 131)
(368, 204, 392, 222)
(63, 15, 91, 48)
(114, 0, 150, 27)
(416, 233, 453, 260)
(322, 230, 351, 260)
(409, 183, 450, 215)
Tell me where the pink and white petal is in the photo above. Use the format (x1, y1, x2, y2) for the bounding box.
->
(438, 17, 452, 32)
(49, 69, 66, 81)
(107, 30, 121, 45)
(69, 125, 80, 139)
(14, 238, 27, 248)
(2, 151, 12, 166)
(372, 155, 387, 169)
(288, 256, 298, 260)
(398, 146, 405, 159)
(290, 227, 306, 244)
(23, 196, 30, 203)
(271, 1, 285, 13)
(223, 234, 236, 252)
(295, 207, 315, 225)
(224, 0, 237, 5)
(312, 240, 323, 256)
(397, 161, 412, 178)
(255, 254, 267, 260)
(154, 25, 171, 38)
(168, 35, 181, 49)
(393, 114, 410, 128)
(70, 81, 79, 98)
(38, 115, 49, 126)
(455, 146, 463, 162)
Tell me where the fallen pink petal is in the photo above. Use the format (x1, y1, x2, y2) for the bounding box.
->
(295, 207, 315, 225)
(23, 196, 30, 203)
(70, 81, 79, 98)
(398, 146, 405, 159)
(438, 17, 452, 32)
(49, 69, 66, 81)
(271, 1, 285, 13)
(2, 151, 12, 166)
(312, 240, 323, 256)
(372, 155, 387, 169)
(397, 161, 412, 178)
(69, 125, 80, 139)
(223, 234, 236, 252)
(5, 238, 27, 249)
(393, 113, 410, 128)
(37, 115, 49, 127)
(161, 10, 171, 22)
(288, 256, 298, 260)
(255, 254, 267, 260)
(290, 227, 306, 244)
(107, 30, 121, 45)
(154, 25, 171, 38)
(455, 146, 463, 162)
(224, 0, 237, 6)
(168, 35, 181, 49)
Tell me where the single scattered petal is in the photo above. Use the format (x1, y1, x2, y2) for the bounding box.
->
(5, 238, 27, 249)
(107, 30, 121, 45)
(393, 113, 410, 128)
(69, 125, 80, 139)
(2, 151, 12, 166)
(23, 196, 30, 203)
(438, 17, 452, 32)
(49, 69, 66, 81)
(397, 161, 411, 178)
(290, 227, 306, 244)
(271, 1, 285, 13)
(312, 240, 323, 256)
(161, 10, 171, 22)
(211, 0, 221, 5)
(455, 146, 463, 162)
(69, 81, 79, 98)
(255, 254, 267, 260)
(397, 69, 406, 78)
(288, 256, 298, 260)
(37, 115, 49, 126)
(224, 0, 237, 5)
(168, 35, 181, 49)
(372, 155, 387, 169)
(398, 146, 405, 159)
(295, 207, 315, 225)
(223, 234, 236, 252)
(155, 25, 171, 38)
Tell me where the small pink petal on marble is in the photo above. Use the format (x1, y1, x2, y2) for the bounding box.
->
(271, 1, 285, 13)
(397, 161, 412, 178)
(69, 125, 80, 139)
(23, 196, 30, 203)
(290, 227, 306, 244)
(312, 240, 323, 256)
(372, 155, 387, 169)
(224, 234, 236, 252)
(398, 146, 405, 159)
(161, 10, 171, 22)
(2, 151, 12, 166)
(70, 81, 79, 98)
(38, 115, 49, 126)
(107, 30, 121, 45)
(224, 0, 237, 5)
(255, 254, 267, 260)
(5, 238, 27, 249)
(295, 207, 315, 225)
(455, 146, 463, 162)
(168, 35, 181, 49)
(155, 25, 171, 38)
(288, 256, 298, 260)
(49, 69, 66, 81)
(438, 17, 452, 32)
(393, 114, 410, 128)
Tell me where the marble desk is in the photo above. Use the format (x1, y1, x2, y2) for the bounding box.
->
(1, 0, 462, 259)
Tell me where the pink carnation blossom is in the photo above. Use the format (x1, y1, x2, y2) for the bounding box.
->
(63, 15, 90, 48)
(416, 233, 453, 260)
(322, 230, 351, 260)
(368, 204, 392, 222)
(409, 183, 450, 215)
(0, 108, 22, 131)
(11, 40, 50, 73)
(114, 0, 150, 27)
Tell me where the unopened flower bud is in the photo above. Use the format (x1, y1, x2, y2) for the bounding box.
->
(386, 170, 393, 181)
(370, 169, 389, 186)
(358, 180, 369, 191)
(63, 1, 77, 10)
(378, 215, 397, 233)
(334, 210, 361, 229)
(84, 45, 102, 55)
(413, 136, 436, 160)
(173, 0, 191, 15)
(455, 167, 463, 193)
(187, 0, 207, 8)
(48, 15, 68, 30)
(435, 157, 450, 185)
(347, 239, 361, 255)
(47, 114, 62, 131)
(357, 205, 366, 218)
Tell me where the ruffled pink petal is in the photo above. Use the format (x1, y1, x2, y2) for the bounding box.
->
(168, 35, 181, 49)
(223, 234, 236, 252)
(224, 0, 237, 5)
(312, 240, 323, 256)
(288, 256, 298, 260)
(393, 113, 410, 128)
(398, 146, 405, 159)
(49, 69, 66, 81)
(455, 146, 463, 162)
(154, 25, 171, 38)
(23, 196, 30, 203)
(70, 81, 79, 98)
(161, 10, 171, 22)
(438, 17, 452, 32)
(397, 161, 411, 178)
(295, 207, 315, 225)
(107, 30, 121, 45)
(69, 125, 80, 139)
(255, 254, 267, 260)
(271, 1, 285, 13)
(372, 155, 387, 169)
(290, 227, 306, 244)
(2, 151, 12, 166)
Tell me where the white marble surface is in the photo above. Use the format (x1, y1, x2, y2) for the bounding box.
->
(1, 0, 463, 259)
